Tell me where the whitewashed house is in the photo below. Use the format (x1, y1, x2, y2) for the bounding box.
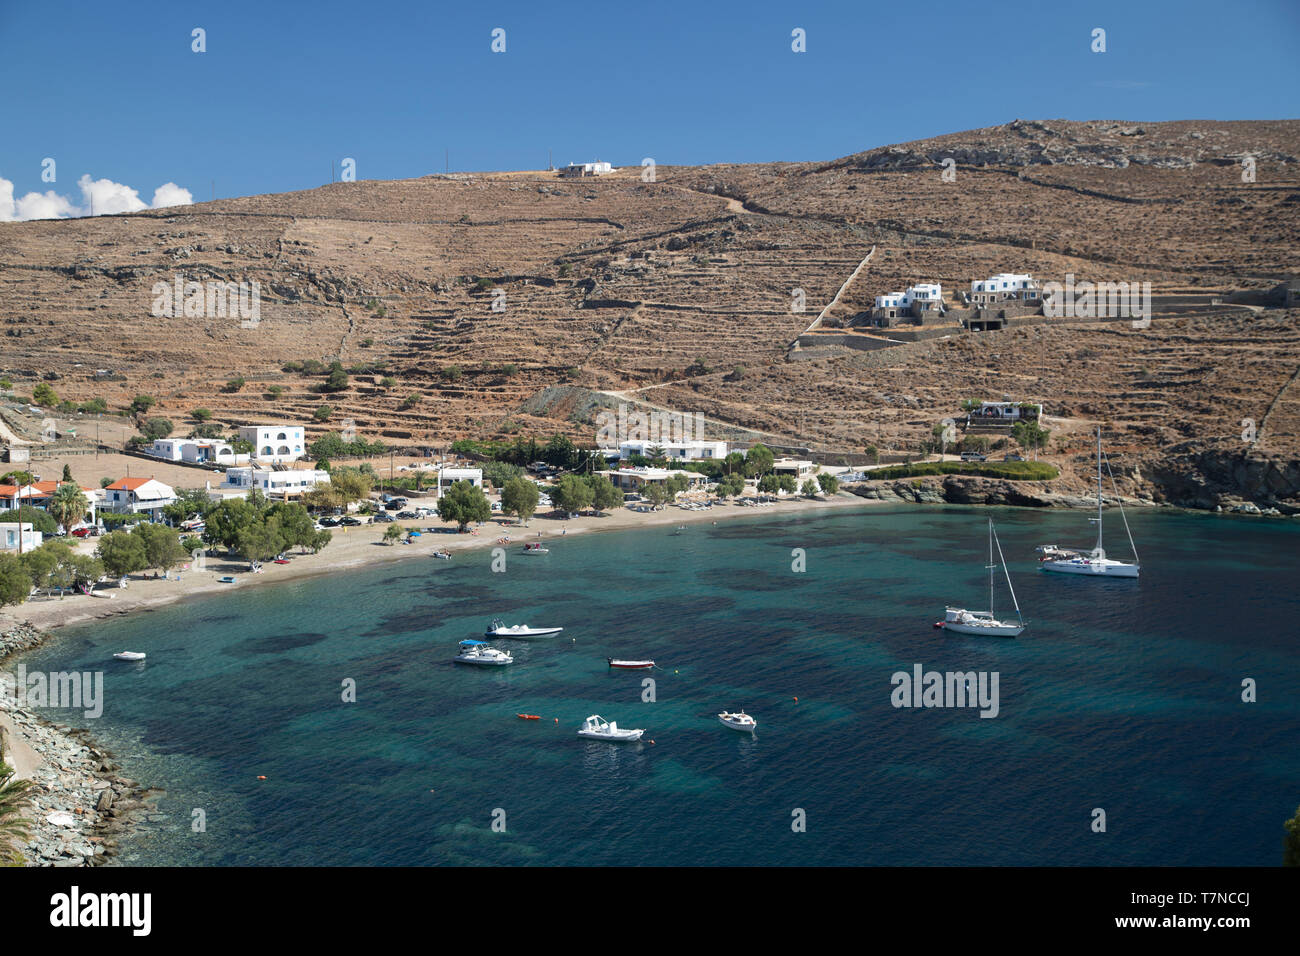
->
(969, 273, 1041, 306)
(238, 424, 306, 463)
(436, 467, 483, 499)
(148, 438, 249, 466)
(872, 283, 945, 323)
(0, 522, 42, 551)
(560, 161, 614, 178)
(217, 467, 330, 499)
(595, 467, 708, 493)
(616, 439, 729, 462)
(103, 478, 177, 521)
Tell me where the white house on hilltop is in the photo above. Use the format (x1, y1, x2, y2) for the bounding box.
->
(238, 424, 306, 463)
(969, 273, 1041, 306)
(560, 161, 614, 178)
(872, 283, 944, 322)
(148, 438, 249, 466)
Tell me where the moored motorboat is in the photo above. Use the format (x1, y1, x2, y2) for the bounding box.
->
(608, 658, 655, 670)
(454, 640, 513, 666)
(577, 714, 644, 742)
(521, 543, 549, 554)
(218, 576, 238, 584)
(485, 618, 563, 639)
(112, 651, 146, 662)
(718, 710, 756, 733)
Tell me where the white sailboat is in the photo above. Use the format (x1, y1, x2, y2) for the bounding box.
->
(938, 518, 1026, 638)
(1038, 427, 1140, 578)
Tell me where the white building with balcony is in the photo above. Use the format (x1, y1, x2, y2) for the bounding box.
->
(103, 478, 177, 521)
(148, 438, 249, 466)
(970, 273, 1041, 305)
(616, 439, 729, 462)
(218, 467, 330, 499)
(436, 467, 483, 499)
(872, 282, 945, 323)
(238, 424, 306, 463)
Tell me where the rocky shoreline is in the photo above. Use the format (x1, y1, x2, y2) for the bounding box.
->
(847, 474, 1300, 517)
(0, 621, 155, 867)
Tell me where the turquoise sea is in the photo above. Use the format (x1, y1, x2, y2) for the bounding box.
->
(16, 505, 1300, 865)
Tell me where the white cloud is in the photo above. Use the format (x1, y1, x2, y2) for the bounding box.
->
(151, 182, 193, 208)
(0, 173, 193, 221)
(78, 174, 147, 215)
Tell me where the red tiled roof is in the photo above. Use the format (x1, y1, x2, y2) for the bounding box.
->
(107, 477, 153, 491)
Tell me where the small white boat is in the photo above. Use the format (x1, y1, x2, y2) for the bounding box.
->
(608, 658, 655, 670)
(521, 543, 548, 554)
(485, 618, 563, 639)
(577, 714, 644, 742)
(112, 651, 147, 662)
(453, 640, 513, 666)
(718, 710, 756, 733)
(432, 551, 452, 560)
(939, 518, 1026, 638)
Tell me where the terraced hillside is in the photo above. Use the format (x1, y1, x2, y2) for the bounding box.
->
(1, 118, 1297, 509)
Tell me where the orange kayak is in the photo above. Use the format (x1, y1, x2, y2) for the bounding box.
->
(516, 714, 541, 720)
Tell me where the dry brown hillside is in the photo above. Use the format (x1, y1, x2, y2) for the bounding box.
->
(1, 118, 1297, 509)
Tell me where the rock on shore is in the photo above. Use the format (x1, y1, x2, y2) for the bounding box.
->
(1, 620, 153, 866)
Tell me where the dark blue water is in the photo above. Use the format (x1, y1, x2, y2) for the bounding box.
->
(17, 505, 1300, 865)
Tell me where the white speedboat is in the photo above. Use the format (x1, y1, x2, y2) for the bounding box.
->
(112, 651, 147, 662)
(718, 710, 756, 733)
(453, 640, 513, 666)
(1039, 426, 1140, 578)
(485, 618, 563, 639)
(938, 518, 1027, 638)
(521, 543, 549, 554)
(577, 714, 644, 742)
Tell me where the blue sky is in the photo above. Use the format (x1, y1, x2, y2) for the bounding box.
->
(0, 0, 1296, 211)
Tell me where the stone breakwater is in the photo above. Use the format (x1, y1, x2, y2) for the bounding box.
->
(1, 620, 154, 866)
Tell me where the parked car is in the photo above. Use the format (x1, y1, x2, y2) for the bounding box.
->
(339, 516, 363, 526)
(1002, 453, 1024, 462)
(396, 511, 418, 520)
(319, 517, 341, 527)
(71, 527, 97, 538)
(960, 452, 987, 462)
(374, 512, 396, 523)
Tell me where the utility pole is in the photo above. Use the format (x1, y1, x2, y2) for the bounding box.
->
(445, 149, 449, 175)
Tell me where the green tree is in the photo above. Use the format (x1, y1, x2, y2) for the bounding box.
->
(501, 477, 540, 525)
(95, 531, 148, 578)
(323, 362, 349, 392)
(817, 473, 839, 495)
(46, 482, 90, 535)
(132, 523, 187, 571)
(758, 474, 779, 493)
(191, 408, 212, 422)
(643, 483, 669, 509)
(61, 464, 73, 482)
(308, 528, 332, 553)
(0, 506, 57, 536)
(1285, 805, 1300, 866)
(585, 474, 622, 513)
(142, 417, 174, 440)
(236, 521, 283, 567)
(0, 471, 34, 486)
(0, 735, 35, 863)
(744, 443, 774, 479)
(645, 444, 667, 466)
(437, 480, 491, 532)
(202, 499, 259, 551)
(329, 467, 373, 510)
(0, 552, 32, 607)
(723, 451, 745, 475)
(222, 377, 246, 393)
(716, 474, 745, 498)
(777, 475, 797, 494)
(1011, 420, 1051, 460)
(801, 478, 821, 497)
(266, 503, 316, 552)
(551, 474, 593, 515)
(383, 523, 403, 545)
(313, 405, 333, 422)
(266, 385, 283, 399)
(130, 395, 155, 413)
(162, 488, 214, 526)
(32, 382, 57, 406)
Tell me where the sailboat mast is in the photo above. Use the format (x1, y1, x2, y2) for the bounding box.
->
(1095, 425, 1104, 554)
(988, 518, 995, 615)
